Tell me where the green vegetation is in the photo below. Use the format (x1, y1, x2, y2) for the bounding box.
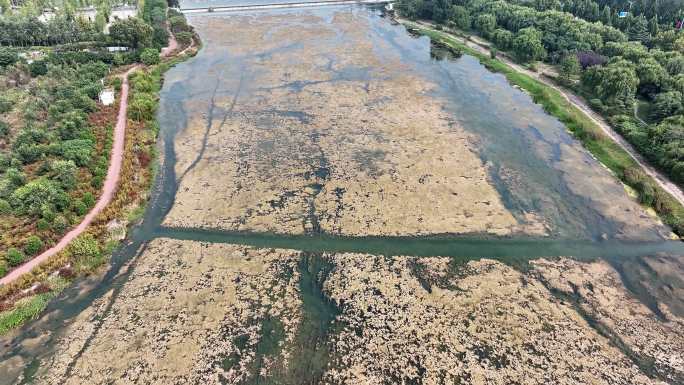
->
(398, 0, 684, 188)
(410, 25, 684, 234)
(0, 4, 197, 334)
(0, 292, 52, 335)
(0, 0, 184, 281)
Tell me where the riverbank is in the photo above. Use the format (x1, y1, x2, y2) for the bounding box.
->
(0, 28, 200, 335)
(400, 19, 684, 238)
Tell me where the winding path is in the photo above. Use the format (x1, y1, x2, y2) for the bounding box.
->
(408, 19, 684, 207)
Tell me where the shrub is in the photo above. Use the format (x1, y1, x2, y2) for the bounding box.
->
(73, 199, 88, 216)
(0, 262, 7, 277)
(0, 48, 18, 67)
(0, 120, 9, 138)
(29, 60, 48, 77)
(490, 48, 497, 59)
(69, 233, 103, 271)
(52, 215, 69, 234)
(0, 199, 10, 214)
(36, 218, 50, 231)
(24, 235, 43, 256)
(128, 93, 157, 121)
(140, 48, 160, 66)
(82, 191, 95, 207)
(10, 178, 69, 216)
(176, 32, 193, 46)
(5, 248, 25, 267)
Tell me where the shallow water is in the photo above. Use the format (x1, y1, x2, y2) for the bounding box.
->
(0, 5, 682, 384)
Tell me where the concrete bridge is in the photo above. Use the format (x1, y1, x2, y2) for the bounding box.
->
(180, 0, 392, 14)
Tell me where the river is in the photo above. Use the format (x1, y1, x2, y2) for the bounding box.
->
(1, 5, 682, 384)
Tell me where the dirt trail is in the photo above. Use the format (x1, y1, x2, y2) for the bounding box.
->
(410, 19, 684, 208)
(0, 65, 139, 287)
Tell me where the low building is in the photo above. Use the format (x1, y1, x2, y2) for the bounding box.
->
(99, 88, 115, 106)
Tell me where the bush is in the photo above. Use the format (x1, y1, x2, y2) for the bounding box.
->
(82, 191, 95, 207)
(24, 235, 43, 256)
(0, 120, 9, 138)
(52, 215, 69, 234)
(73, 199, 88, 216)
(5, 248, 25, 267)
(0, 262, 6, 277)
(140, 48, 160, 66)
(29, 60, 48, 77)
(490, 48, 497, 59)
(176, 32, 193, 46)
(0, 199, 11, 214)
(0, 48, 18, 67)
(128, 93, 157, 121)
(69, 233, 102, 271)
(37, 218, 50, 231)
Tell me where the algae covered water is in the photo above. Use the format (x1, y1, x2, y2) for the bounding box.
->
(1, 5, 682, 385)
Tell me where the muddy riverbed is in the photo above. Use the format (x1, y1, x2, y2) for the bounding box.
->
(1, 5, 683, 385)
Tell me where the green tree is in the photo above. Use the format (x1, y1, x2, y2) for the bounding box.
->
(512, 27, 546, 62)
(492, 28, 514, 50)
(59, 139, 94, 166)
(0, 48, 18, 67)
(653, 30, 678, 51)
(474, 13, 496, 37)
(560, 53, 580, 83)
(0, 199, 10, 214)
(51, 159, 78, 190)
(128, 94, 157, 121)
(140, 48, 160, 65)
(636, 57, 668, 96)
(587, 59, 639, 111)
(109, 17, 154, 49)
(5, 248, 25, 267)
(10, 178, 69, 216)
(601, 5, 612, 26)
(175, 32, 193, 46)
(648, 16, 659, 37)
(628, 15, 651, 44)
(651, 91, 683, 120)
(665, 55, 684, 75)
(0, 0, 10, 15)
(450, 5, 471, 30)
(24, 235, 43, 255)
(29, 60, 48, 77)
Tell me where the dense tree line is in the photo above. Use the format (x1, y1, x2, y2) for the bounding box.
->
(397, 0, 684, 184)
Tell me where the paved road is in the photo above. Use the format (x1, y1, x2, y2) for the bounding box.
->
(408, 19, 684, 208)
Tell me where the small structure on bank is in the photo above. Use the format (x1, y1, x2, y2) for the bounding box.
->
(99, 88, 115, 106)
